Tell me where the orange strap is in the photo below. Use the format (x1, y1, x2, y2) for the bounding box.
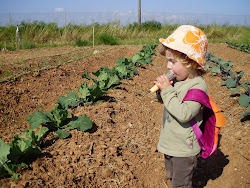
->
(209, 97, 226, 128)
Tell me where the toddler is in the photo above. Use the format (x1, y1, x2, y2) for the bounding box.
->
(153, 25, 208, 188)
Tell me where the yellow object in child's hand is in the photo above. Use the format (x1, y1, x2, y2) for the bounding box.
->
(150, 71, 175, 93)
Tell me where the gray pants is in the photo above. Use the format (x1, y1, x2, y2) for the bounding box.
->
(164, 154, 199, 188)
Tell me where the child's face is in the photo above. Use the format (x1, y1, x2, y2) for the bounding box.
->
(166, 51, 190, 81)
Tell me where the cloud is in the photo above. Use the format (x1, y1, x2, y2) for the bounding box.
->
(54, 8, 65, 13)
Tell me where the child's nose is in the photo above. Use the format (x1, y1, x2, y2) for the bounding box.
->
(167, 62, 172, 69)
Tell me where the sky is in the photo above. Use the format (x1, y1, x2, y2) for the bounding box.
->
(0, 0, 249, 15)
(0, 0, 249, 26)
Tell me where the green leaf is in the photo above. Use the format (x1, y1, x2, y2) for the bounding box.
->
(115, 58, 122, 65)
(16, 140, 30, 153)
(58, 92, 80, 109)
(219, 60, 233, 72)
(0, 138, 10, 163)
(210, 66, 221, 74)
(131, 67, 139, 75)
(37, 127, 49, 142)
(131, 54, 141, 63)
(229, 88, 243, 93)
(68, 114, 93, 132)
(115, 64, 128, 75)
(239, 81, 250, 92)
(8, 133, 41, 164)
(239, 95, 250, 108)
(8, 135, 23, 162)
(55, 129, 71, 139)
(221, 81, 227, 86)
(114, 64, 132, 79)
(145, 57, 153, 64)
(82, 72, 93, 80)
(27, 110, 51, 129)
(10, 135, 33, 155)
(11, 173, 20, 179)
(205, 61, 212, 69)
(122, 57, 133, 67)
(211, 56, 222, 63)
(18, 128, 48, 152)
(50, 105, 70, 127)
(88, 84, 106, 102)
(92, 67, 110, 81)
(92, 67, 121, 90)
(240, 109, 250, 118)
(226, 78, 237, 88)
(20, 128, 36, 145)
(78, 82, 91, 100)
(105, 75, 120, 89)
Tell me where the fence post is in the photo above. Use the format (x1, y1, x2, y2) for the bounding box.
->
(138, 0, 141, 27)
(9, 12, 11, 26)
(16, 25, 20, 50)
(64, 11, 67, 39)
(93, 24, 95, 48)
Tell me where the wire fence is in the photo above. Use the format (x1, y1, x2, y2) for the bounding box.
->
(0, 12, 249, 27)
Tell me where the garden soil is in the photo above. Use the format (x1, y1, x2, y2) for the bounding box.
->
(0, 43, 249, 188)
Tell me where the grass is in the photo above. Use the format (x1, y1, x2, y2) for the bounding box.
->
(0, 21, 249, 51)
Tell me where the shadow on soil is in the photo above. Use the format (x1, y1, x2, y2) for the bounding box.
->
(193, 135, 229, 187)
(86, 122, 98, 133)
(241, 115, 250, 122)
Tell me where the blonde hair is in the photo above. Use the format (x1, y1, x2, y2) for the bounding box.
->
(159, 45, 206, 76)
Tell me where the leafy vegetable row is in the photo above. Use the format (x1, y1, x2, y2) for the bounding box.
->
(61, 44, 157, 108)
(226, 42, 250, 53)
(206, 50, 250, 119)
(0, 43, 158, 179)
(27, 44, 157, 138)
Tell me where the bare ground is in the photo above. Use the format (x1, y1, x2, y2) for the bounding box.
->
(0, 43, 249, 187)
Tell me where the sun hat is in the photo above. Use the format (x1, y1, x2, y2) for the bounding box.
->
(159, 25, 208, 69)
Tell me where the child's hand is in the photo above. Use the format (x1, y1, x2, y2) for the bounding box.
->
(153, 74, 173, 90)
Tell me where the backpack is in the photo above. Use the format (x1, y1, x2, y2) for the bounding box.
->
(183, 89, 226, 159)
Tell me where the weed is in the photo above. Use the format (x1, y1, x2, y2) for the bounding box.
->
(4, 70, 9, 78)
(75, 39, 88, 47)
(142, 21, 162, 30)
(38, 63, 42, 72)
(98, 33, 118, 45)
(117, 142, 124, 146)
(21, 39, 37, 50)
(56, 58, 61, 67)
(30, 66, 34, 75)
(6, 45, 15, 51)
(20, 67, 25, 79)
